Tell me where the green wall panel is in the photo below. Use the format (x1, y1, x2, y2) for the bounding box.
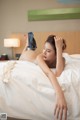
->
(28, 8, 80, 21)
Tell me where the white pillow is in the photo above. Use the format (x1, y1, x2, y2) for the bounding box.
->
(70, 54, 80, 59)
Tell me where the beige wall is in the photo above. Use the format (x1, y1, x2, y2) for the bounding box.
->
(0, 0, 80, 59)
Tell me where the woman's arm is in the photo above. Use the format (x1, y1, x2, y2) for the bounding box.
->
(36, 54, 67, 120)
(54, 37, 65, 77)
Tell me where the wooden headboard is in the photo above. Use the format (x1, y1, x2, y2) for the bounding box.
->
(10, 31, 80, 59)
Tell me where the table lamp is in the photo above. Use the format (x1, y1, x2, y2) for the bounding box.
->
(4, 38, 20, 59)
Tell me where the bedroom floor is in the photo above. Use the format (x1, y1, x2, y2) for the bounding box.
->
(8, 117, 30, 120)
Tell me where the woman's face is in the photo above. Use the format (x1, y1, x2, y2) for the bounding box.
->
(42, 42, 56, 62)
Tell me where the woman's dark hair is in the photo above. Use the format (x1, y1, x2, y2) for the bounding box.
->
(45, 35, 66, 53)
(27, 32, 37, 50)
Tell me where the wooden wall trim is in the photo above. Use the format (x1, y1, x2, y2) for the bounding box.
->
(10, 31, 80, 59)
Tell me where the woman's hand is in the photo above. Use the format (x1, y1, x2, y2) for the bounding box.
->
(54, 92, 67, 120)
(54, 36, 63, 50)
(54, 36, 65, 77)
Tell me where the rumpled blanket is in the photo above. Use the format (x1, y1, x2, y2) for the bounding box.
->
(0, 53, 80, 120)
(2, 61, 16, 83)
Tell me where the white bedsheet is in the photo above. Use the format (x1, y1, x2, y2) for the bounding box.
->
(0, 53, 80, 120)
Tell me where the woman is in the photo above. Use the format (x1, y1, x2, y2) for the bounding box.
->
(20, 33, 67, 120)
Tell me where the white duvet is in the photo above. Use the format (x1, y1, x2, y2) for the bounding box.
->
(0, 53, 80, 120)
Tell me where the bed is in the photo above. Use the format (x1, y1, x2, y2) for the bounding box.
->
(0, 53, 80, 120)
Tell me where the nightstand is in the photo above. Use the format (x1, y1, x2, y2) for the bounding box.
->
(0, 54, 9, 61)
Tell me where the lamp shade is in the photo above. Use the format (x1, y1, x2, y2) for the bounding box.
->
(4, 38, 20, 47)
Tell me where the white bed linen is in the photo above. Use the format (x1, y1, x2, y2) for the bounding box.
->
(0, 53, 80, 120)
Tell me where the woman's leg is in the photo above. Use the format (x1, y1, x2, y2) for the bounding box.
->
(19, 32, 37, 62)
